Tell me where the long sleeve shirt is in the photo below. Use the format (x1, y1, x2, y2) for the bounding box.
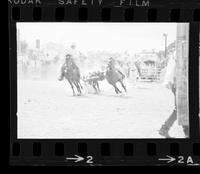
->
(163, 56, 176, 89)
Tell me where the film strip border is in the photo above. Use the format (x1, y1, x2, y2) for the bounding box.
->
(10, 140, 200, 165)
(8, 0, 200, 166)
(8, 5, 200, 22)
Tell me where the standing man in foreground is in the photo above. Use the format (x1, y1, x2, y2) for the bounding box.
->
(159, 52, 189, 138)
(159, 24, 190, 138)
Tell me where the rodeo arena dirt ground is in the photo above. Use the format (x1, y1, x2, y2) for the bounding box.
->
(17, 66, 185, 139)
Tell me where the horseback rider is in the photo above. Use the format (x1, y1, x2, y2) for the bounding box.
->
(107, 57, 125, 79)
(107, 57, 115, 70)
(106, 57, 127, 94)
(58, 54, 79, 81)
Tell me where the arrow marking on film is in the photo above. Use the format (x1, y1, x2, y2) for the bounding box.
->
(158, 155, 176, 163)
(66, 155, 84, 163)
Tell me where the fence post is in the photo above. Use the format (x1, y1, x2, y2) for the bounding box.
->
(176, 23, 189, 126)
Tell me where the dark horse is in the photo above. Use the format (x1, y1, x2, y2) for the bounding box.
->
(83, 71, 105, 93)
(105, 60, 127, 94)
(62, 58, 82, 96)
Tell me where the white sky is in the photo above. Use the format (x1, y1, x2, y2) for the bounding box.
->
(17, 22, 178, 54)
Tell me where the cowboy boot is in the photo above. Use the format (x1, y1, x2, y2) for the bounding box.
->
(159, 108, 177, 138)
(159, 124, 172, 138)
(182, 125, 189, 138)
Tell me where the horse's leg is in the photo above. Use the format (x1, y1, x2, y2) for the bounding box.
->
(92, 82, 98, 93)
(74, 81, 81, 95)
(115, 84, 122, 94)
(76, 81, 82, 94)
(113, 84, 121, 94)
(119, 80, 127, 93)
(78, 81, 83, 89)
(76, 80, 83, 90)
(78, 82, 82, 94)
(96, 81, 100, 93)
(113, 85, 118, 94)
(68, 79, 75, 96)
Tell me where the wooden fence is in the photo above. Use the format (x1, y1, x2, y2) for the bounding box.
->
(136, 67, 164, 82)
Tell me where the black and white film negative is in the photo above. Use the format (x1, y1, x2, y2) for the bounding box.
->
(8, 0, 200, 166)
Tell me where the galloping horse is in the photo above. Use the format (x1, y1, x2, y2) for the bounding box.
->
(105, 58, 127, 94)
(83, 71, 105, 93)
(62, 57, 82, 96)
